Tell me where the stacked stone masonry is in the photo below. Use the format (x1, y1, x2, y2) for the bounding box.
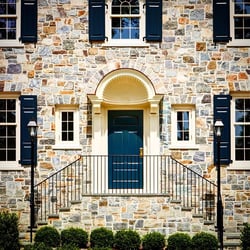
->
(0, 0, 249, 248)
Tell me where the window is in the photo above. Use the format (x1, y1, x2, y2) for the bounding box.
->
(230, 0, 250, 45)
(0, 0, 37, 47)
(170, 105, 196, 148)
(213, 0, 250, 45)
(232, 97, 250, 167)
(54, 105, 81, 149)
(0, 98, 18, 162)
(0, 95, 37, 169)
(106, 0, 143, 45)
(213, 94, 250, 169)
(89, 0, 162, 45)
(0, 0, 20, 46)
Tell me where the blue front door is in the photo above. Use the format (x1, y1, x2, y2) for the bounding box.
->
(108, 110, 143, 189)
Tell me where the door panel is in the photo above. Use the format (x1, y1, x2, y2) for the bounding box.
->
(108, 110, 143, 189)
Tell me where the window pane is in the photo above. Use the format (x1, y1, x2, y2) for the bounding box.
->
(7, 150, 15, 160)
(236, 149, 244, 160)
(246, 150, 250, 160)
(235, 137, 244, 148)
(245, 137, 250, 148)
(235, 125, 244, 136)
(0, 150, 6, 160)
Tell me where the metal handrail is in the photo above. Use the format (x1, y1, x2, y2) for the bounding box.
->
(34, 155, 216, 223)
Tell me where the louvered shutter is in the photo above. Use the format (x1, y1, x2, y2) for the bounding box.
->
(20, 95, 37, 165)
(89, 0, 105, 41)
(213, 0, 231, 43)
(145, 0, 162, 41)
(213, 95, 231, 165)
(20, 0, 37, 43)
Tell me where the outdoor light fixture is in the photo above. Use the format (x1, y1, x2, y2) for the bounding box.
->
(27, 119, 38, 243)
(214, 119, 224, 250)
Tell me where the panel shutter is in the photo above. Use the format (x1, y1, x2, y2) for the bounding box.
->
(20, 95, 37, 165)
(213, 95, 231, 165)
(145, 0, 162, 42)
(213, 0, 231, 43)
(89, 0, 105, 41)
(20, 0, 37, 43)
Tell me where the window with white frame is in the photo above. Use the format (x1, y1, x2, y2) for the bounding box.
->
(106, 0, 145, 46)
(230, 0, 250, 46)
(0, 0, 21, 46)
(54, 105, 81, 149)
(170, 105, 196, 148)
(231, 97, 250, 168)
(0, 97, 20, 166)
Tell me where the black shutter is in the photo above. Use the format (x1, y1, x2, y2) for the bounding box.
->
(213, 95, 231, 165)
(89, 0, 105, 41)
(20, 95, 37, 165)
(213, 0, 231, 43)
(145, 0, 162, 42)
(20, 0, 37, 43)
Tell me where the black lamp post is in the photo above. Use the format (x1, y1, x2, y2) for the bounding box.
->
(27, 120, 38, 243)
(214, 119, 224, 250)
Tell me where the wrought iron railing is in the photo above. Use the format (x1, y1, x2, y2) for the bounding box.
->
(34, 155, 216, 223)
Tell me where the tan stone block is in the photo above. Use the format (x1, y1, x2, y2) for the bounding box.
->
(28, 70, 34, 78)
(238, 72, 248, 80)
(196, 42, 206, 51)
(227, 74, 238, 81)
(207, 61, 216, 70)
(40, 162, 53, 170)
(60, 90, 74, 95)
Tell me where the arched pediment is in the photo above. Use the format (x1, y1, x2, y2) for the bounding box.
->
(88, 68, 162, 113)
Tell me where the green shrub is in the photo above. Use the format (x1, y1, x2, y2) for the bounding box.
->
(24, 242, 53, 250)
(191, 232, 218, 250)
(240, 223, 250, 250)
(142, 231, 165, 250)
(167, 232, 192, 250)
(90, 227, 114, 248)
(34, 226, 60, 247)
(0, 211, 19, 250)
(56, 244, 80, 250)
(113, 229, 141, 250)
(60, 227, 88, 248)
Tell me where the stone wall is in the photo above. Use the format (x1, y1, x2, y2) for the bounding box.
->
(0, 0, 249, 247)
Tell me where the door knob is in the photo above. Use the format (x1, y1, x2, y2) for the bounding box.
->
(139, 147, 143, 157)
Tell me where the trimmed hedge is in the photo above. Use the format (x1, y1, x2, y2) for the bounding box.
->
(90, 227, 114, 248)
(142, 231, 165, 250)
(191, 232, 218, 250)
(240, 223, 250, 250)
(114, 229, 141, 250)
(34, 226, 60, 248)
(167, 232, 192, 250)
(61, 227, 88, 248)
(0, 211, 19, 250)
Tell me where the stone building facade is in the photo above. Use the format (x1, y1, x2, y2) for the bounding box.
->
(0, 0, 250, 248)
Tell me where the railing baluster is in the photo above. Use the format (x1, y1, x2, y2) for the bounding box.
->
(34, 155, 216, 224)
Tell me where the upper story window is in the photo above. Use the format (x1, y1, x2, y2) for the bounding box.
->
(170, 105, 196, 149)
(0, 0, 37, 47)
(230, 0, 250, 45)
(89, 0, 162, 46)
(0, 0, 20, 46)
(54, 105, 81, 150)
(213, 0, 250, 46)
(106, 0, 143, 45)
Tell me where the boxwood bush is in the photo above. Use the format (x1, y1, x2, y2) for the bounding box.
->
(167, 232, 192, 250)
(90, 227, 114, 248)
(240, 223, 250, 250)
(34, 226, 60, 248)
(61, 227, 88, 248)
(142, 231, 165, 250)
(191, 232, 218, 250)
(0, 211, 19, 250)
(113, 229, 141, 250)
